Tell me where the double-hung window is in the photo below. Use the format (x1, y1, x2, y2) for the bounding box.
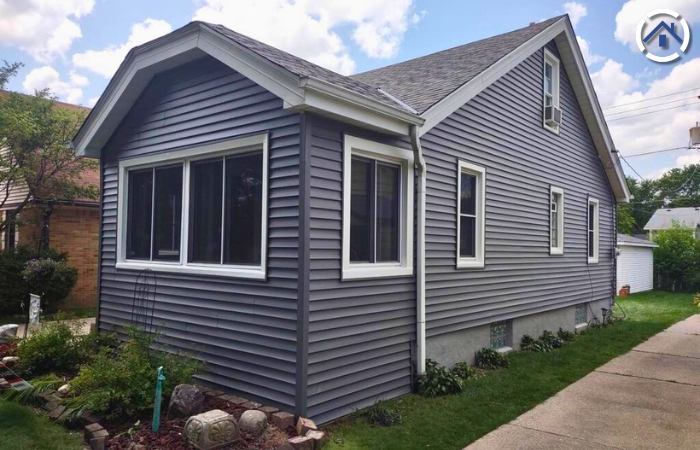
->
(457, 161, 485, 269)
(550, 186, 564, 254)
(343, 135, 414, 280)
(587, 198, 599, 263)
(543, 49, 560, 133)
(117, 134, 268, 279)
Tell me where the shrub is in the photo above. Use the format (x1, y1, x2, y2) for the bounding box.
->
(0, 245, 73, 314)
(70, 328, 202, 420)
(366, 401, 403, 426)
(22, 258, 77, 313)
(451, 361, 478, 380)
(16, 318, 85, 376)
(653, 224, 700, 292)
(417, 359, 463, 397)
(474, 348, 509, 369)
(557, 327, 576, 342)
(540, 330, 563, 349)
(521, 330, 565, 353)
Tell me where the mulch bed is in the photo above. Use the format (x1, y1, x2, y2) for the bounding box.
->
(0, 342, 17, 359)
(108, 396, 295, 450)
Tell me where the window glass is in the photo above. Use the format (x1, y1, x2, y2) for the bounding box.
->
(127, 169, 153, 260)
(588, 202, 596, 258)
(376, 163, 400, 262)
(551, 192, 559, 248)
(350, 157, 372, 262)
(152, 166, 183, 261)
(189, 159, 223, 263)
(459, 173, 478, 258)
(224, 152, 263, 265)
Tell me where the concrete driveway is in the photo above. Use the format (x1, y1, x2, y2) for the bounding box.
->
(467, 315, 700, 450)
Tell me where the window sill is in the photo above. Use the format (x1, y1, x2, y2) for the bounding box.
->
(115, 261, 266, 280)
(342, 265, 413, 281)
(550, 247, 564, 255)
(575, 323, 588, 333)
(495, 346, 513, 355)
(543, 123, 560, 135)
(587, 257, 599, 264)
(456, 259, 485, 269)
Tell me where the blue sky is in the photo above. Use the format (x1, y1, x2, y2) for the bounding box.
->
(2, 0, 699, 179)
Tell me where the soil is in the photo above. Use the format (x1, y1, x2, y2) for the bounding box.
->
(107, 396, 295, 450)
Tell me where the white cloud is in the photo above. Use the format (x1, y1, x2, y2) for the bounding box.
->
(72, 18, 172, 78)
(615, 0, 700, 51)
(22, 66, 88, 104)
(0, 0, 94, 63)
(576, 36, 603, 66)
(192, 0, 422, 75)
(563, 2, 588, 27)
(87, 96, 99, 107)
(589, 56, 700, 179)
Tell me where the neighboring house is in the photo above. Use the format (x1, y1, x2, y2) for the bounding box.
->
(644, 207, 700, 239)
(71, 15, 630, 423)
(616, 234, 657, 293)
(0, 95, 100, 309)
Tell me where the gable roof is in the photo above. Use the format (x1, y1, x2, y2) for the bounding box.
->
(351, 17, 562, 114)
(644, 207, 700, 230)
(72, 15, 629, 203)
(617, 233, 658, 248)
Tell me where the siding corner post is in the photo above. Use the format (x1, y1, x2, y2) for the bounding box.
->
(296, 113, 311, 417)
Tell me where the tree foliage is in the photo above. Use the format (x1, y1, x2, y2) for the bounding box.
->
(652, 223, 700, 292)
(0, 61, 98, 233)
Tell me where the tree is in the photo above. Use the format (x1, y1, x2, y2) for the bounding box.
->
(652, 223, 700, 291)
(617, 176, 662, 234)
(0, 61, 98, 234)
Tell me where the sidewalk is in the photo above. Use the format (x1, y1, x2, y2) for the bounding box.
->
(466, 315, 700, 450)
(16, 317, 95, 337)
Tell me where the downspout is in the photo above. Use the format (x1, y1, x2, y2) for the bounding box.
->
(410, 125, 426, 375)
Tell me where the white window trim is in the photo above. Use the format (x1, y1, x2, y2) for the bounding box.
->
(543, 48, 561, 134)
(456, 161, 486, 269)
(550, 186, 565, 255)
(342, 135, 414, 280)
(116, 133, 269, 280)
(588, 198, 599, 264)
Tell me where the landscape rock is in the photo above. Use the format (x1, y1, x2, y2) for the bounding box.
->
(1, 356, 19, 367)
(219, 394, 248, 406)
(185, 409, 240, 450)
(275, 443, 294, 450)
(167, 384, 204, 418)
(90, 437, 106, 450)
(0, 324, 18, 344)
(306, 429, 328, 448)
(84, 423, 109, 443)
(238, 410, 268, 437)
(241, 401, 262, 410)
(57, 384, 71, 396)
(271, 411, 295, 430)
(296, 417, 317, 436)
(258, 405, 279, 419)
(48, 405, 66, 420)
(288, 436, 314, 450)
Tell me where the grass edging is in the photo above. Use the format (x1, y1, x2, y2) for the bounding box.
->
(324, 291, 696, 450)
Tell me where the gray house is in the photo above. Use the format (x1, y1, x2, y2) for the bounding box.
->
(644, 207, 700, 239)
(72, 15, 630, 424)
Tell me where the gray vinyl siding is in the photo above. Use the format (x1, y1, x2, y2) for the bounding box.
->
(421, 41, 615, 339)
(99, 56, 301, 410)
(305, 115, 416, 424)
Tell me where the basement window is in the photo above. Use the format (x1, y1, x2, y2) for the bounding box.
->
(490, 321, 512, 350)
(575, 304, 587, 325)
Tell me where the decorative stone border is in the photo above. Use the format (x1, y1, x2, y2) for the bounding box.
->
(201, 388, 327, 450)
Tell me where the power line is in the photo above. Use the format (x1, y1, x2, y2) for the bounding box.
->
(622, 146, 690, 158)
(606, 96, 700, 116)
(608, 102, 700, 122)
(619, 153, 645, 180)
(603, 87, 700, 110)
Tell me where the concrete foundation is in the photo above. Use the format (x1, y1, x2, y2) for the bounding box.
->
(427, 299, 613, 367)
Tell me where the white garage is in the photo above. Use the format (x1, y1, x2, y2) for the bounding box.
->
(617, 234, 658, 294)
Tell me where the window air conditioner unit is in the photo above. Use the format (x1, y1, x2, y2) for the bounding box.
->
(544, 106, 562, 125)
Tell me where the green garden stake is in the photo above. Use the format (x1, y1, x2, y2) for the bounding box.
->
(152, 366, 165, 432)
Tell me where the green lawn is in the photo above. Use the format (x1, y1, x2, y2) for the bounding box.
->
(325, 291, 696, 450)
(0, 398, 84, 450)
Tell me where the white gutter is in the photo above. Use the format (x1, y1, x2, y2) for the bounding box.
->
(410, 125, 426, 375)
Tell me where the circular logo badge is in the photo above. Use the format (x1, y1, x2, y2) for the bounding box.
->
(636, 9, 690, 63)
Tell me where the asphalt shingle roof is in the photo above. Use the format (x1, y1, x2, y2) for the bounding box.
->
(202, 22, 409, 113)
(617, 234, 657, 247)
(644, 207, 700, 230)
(350, 16, 564, 114)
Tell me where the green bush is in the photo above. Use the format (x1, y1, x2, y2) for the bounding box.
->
(70, 328, 202, 420)
(366, 401, 403, 426)
(653, 224, 700, 292)
(16, 317, 118, 376)
(521, 330, 565, 353)
(22, 258, 77, 313)
(451, 361, 478, 380)
(417, 359, 463, 397)
(557, 327, 576, 342)
(474, 348, 510, 369)
(0, 246, 74, 314)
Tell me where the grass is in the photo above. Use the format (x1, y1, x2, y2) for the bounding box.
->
(325, 291, 696, 450)
(0, 398, 84, 450)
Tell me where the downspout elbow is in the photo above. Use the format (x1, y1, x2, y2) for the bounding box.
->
(410, 125, 427, 375)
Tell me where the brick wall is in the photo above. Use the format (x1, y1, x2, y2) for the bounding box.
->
(16, 204, 99, 309)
